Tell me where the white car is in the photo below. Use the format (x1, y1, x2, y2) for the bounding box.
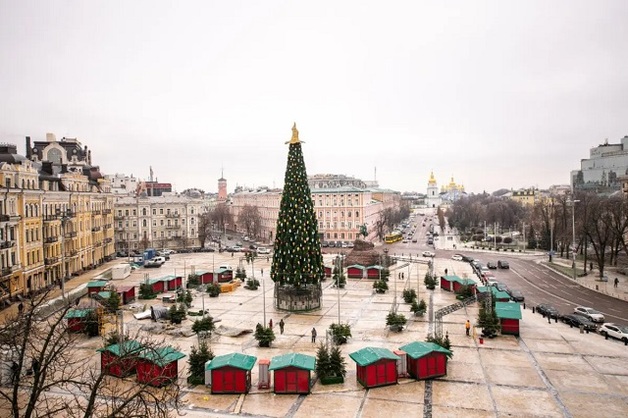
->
(451, 255, 463, 261)
(257, 247, 271, 255)
(422, 251, 435, 257)
(573, 306, 605, 323)
(598, 323, 628, 343)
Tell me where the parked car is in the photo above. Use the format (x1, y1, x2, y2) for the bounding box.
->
(451, 254, 463, 261)
(498, 260, 510, 269)
(506, 289, 524, 302)
(573, 306, 605, 323)
(257, 247, 271, 255)
(422, 251, 435, 257)
(560, 314, 598, 332)
(321, 241, 329, 247)
(328, 242, 336, 248)
(402, 239, 409, 243)
(536, 304, 560, 319)
(495, 282, 509, 292)
(598, 323, 628, 343)
(486, 262, 497, 269)
(486, 278, 499, 287)
(347, 241, 354, 248)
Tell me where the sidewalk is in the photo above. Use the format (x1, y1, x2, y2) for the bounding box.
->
(548, 258, 628, 302)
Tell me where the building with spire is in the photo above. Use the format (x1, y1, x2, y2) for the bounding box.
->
(218, 169, 228, 202)
(426, 171, 441, 208)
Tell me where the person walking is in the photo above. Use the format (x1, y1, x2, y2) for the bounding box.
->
(465, 319, 471, 336)
(269, 319, 273, 329)
(614, 277, 619, 288)
(261, 268, 264, 277)
(311, 327, 317, 343)
(279, 319, 285, 334)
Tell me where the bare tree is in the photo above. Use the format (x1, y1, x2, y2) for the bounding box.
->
(197, 212, 213, 248)
(581, 193, 613, 278)
(238, 205, 262, 239)
(0, 293, 182, 418)
(208, 203, 233, 234)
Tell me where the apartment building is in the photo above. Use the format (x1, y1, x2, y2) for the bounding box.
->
(0, 135, 115, 305)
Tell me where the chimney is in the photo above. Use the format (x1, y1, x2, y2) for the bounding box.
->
(46, 133, 56, 142)
(25, 136, 31, 159)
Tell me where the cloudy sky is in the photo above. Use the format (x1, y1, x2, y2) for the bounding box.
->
(1, 0, 627, 194)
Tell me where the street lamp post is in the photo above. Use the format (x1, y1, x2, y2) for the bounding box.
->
(336, 254, 343, 324)
(571, 199, 580, 281)
(57, 208, 72, 303)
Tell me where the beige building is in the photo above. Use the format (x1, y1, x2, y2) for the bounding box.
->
(0, 135, 115, 305)
(114, 195, 208, 252)
(510, 188, 538, 206)
(229, 178, 401, 244)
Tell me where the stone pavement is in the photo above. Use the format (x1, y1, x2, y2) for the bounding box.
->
(4, 252, 628, 417)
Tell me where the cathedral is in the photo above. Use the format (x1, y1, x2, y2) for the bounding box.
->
(425, 172, 466, 208)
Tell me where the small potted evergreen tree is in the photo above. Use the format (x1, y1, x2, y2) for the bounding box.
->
(329, 323, 352, 345)
(386, 311, 407, 332)
(316, 344, 347, 384)
(402, 289, 417, 303)
(373, 279, 388, 294)
(187, 341, 214, 385)
(206, 283, 221, 297)
(254, 323, 276, 347)
(410, 299, 427, 316)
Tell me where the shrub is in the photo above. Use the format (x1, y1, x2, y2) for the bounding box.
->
(329, 323, 352, 345)
(402, 289, 417, 303)
(207, 283, 221, 297)
(235, 267, 247, 280)
(424, 272, 437, 290)
(187, 342, 214, 385)
(426, 334, 453, 356)
(380, 267, 390, 281)
(105, 290, 121, 312)
(456, 284, 474, 299)
(138, 283, 156, 300)
(503, 237, 513, 244)
(169, 303, 187, 324)
(495, 236, 503, 244)
(177, 289, 193, 307)
(386, 312, 407, 331)
(410, 299, 427, 316)
(373, 279, 388, 293)
(254, 323, 275, 347)
(245, 278, 260, 290)
(192, 316, 215, 335)
(187, 274, 200, 288)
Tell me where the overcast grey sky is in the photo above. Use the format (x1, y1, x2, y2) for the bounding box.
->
(1, 0, 627, 194)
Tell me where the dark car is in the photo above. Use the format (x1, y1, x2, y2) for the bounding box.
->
(536, 303, 560, 319)
(495, 282, 509, 293)
(507, 289, 524, 302)
(460, 255, 474, 263)
(328, 241, 336, 248)
(498, 260, 510, 269)
(486, 262, 497, 269)
(321, 241, 329, 247)
(560, 314, 597, 331)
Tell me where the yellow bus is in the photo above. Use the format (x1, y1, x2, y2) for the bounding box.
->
(384, 231, 403, 244)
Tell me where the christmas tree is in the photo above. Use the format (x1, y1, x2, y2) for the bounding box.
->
(271, 123, 324, 289)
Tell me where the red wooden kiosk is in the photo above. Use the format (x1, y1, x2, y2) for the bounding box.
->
(146, 277, 165, 294)
(97, 340, 143, 377)
(269, 353, 315, 394)
(346, 265, 366, 279)
(495, 302, 522, 336)
(136, 346, 185, 387)
(399, 341, 452, 380)
(349, 347, 399, 388)
(162, 275, 182, 291)
(366, 265, 384, 279)
(324, 266, 333, 278)
(114, 285, 136, 305)
(205, 352, 257, 394)
(86, 280, 108, 295)
(64, 308, 93, 332)
(440, 275, 476, 293)
(195, 270, 214, 284)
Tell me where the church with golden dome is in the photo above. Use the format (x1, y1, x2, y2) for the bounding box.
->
(425, 171, 467, 208)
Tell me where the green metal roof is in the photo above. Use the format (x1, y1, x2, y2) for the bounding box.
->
(495, 302, 522, 320)
(269, 353, 315, 371)
(366, 265, 384, 270)
(399, 341, 452, 359)
(194, 270, 209, 276)
(64, 308, 92, 319)
(346, 265, 366, 270)
(97, 340, 143, 356)
(477, 286, 509, 299)
(349, 347, 399, 366)
(87, 280, 108, 288)
(205, 352, 257, 371)
(97, 291, 112, 299)
(443, 275, 475, 285)
(138, 346, 185, 367)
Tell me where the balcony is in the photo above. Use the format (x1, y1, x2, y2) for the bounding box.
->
(103, 224, 112, 230)
(114, 215, 124, 221)
(165, 224, 181, 229)
(45, 257, 59, 266)
(42, 214, 59, 222)
(44, 236, 59, 244)
(64, 231, 78, 239)
(0, 241, 15, 249)
(104, 237, 113, 244)
(165, 213, 180, 218)
(65, 250, 78, 258)
(103, 209, 112, 215)
(1, 267, 13, 277)
(91, 210, 102, 215)
(91, 226, 101, 232)
(114, 226, 125, 231)
(0, 214, 21, 223)
(93, 241, 103, 247)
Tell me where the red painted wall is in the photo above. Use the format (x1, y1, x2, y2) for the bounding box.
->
(136, 360, 178, 387)
(501, 318, 520, 336)
(355, 359, 397, 388)
(273, 367, 311, 394)
(211, 367, 251, 394)
(347, 267, 363, 279)
(410, 353, 447, 380)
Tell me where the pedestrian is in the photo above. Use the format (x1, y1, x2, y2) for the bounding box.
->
(614, 277, 619, 288)
(231, 252, 234, 258)
(444, 268, 448, 275)
(261, 268, 264, 277)
(18, 302, 24, 314)
(590, 262, 593, 271)
(311, 327, 317, 343)
(465, 319, 471, 336)
(402, 272, 404, 279)
(279, 319, 285, 334)
(269, 319, 273, 329)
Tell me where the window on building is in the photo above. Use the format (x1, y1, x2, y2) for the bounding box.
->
(143, 219, 147, 227)
(117, 210, 122, 216)
(348, 211, 352, 217)
(341, 233, 345, 239)
(143, 208, 147, 216)
(132, 209, 137, 216)
(333, 233, 338, 239)
(152, 209, 156, 215)
(125, 210, 129, 216)
(319, 221, 323, 228)
(355, 211, 359, 217)
(160, 209, 163, 215)
(167, 209, 171, 215)
(160, 220, 164, 226)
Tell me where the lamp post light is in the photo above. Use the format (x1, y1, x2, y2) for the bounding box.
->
(571, 199, 580, 281)
(336, 254, 344, 325)
(57, 208, 72, 303)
